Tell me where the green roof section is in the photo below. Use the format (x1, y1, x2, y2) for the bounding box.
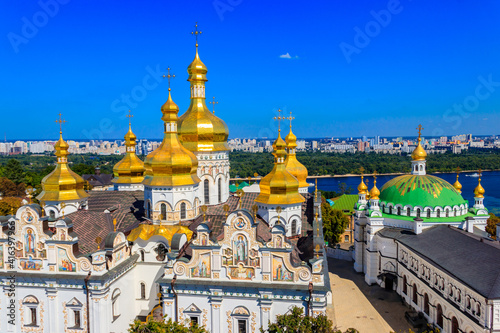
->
(379, 174, 468, 209)
(381, 212, 476, 223)
(229, 181, 251, 193)
(332, 194, 358, 215)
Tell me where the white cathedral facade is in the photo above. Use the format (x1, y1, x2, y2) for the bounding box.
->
(0, 31, 328, 333)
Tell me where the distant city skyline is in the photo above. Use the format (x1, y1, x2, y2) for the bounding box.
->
(2, 1, 500, 140)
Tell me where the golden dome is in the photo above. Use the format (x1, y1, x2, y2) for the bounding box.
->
(177, 47, 229, 152)
(127, 224, 193, 243)
(411, 125, 427, 161)
(453, 174, 462, 193)
(284, 126, 308, 188)
(112, 124, 145, 185)
(369, 179, 380, 200)
(357, 175, 368, 194)
(37, 133, 88, 202)
(255, 130, 305, 205)
(474, 177, 485, 198)
(143, 90, 201, 187)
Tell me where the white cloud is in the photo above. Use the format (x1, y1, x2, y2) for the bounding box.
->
(279, 53, 298, 59)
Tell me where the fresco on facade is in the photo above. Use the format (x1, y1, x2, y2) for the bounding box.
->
(229, 263, 255, 280)
(191, 253, 210, 278)
(312, 261, 322, 273)
(0, 245, 4, 269)
(272, 256, 293, 282)
(274, 235, 283, 248)
(19, 256, 42, 270)
(200, 234, 208, 246)
(58, 248, 76, 272)
(37, 242, 47, 259)
(233, 235, 247, 264)
(25, 228, 36, 256)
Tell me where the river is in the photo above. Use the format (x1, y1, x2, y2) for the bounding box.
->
(308, 171, 500, 215)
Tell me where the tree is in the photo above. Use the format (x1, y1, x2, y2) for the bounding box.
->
(128, 317, 209, 333)
(261, 306, 355, 333)
(3, 159, 25, 184)
(486, 213, 500, 239)
(321, 199, 350, 245)
(0, 177, 25, 197)
(0, 197, 23, 216)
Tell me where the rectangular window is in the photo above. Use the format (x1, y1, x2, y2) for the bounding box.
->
(238, 319, 247, 333)
(30, 308, 37, 325)
(190, 316, 198, 326)
(74, 310, 81, 327)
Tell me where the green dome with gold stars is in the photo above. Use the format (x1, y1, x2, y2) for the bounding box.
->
(379, 174, 468, 209)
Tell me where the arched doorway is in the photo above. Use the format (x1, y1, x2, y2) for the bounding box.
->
(451, 316, 459, 333)
(436, 304, 443, 328)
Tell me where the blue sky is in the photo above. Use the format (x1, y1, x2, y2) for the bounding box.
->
(2, 0, 500, 140)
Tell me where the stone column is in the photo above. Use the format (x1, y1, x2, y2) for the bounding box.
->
(209, 289, 223, 333)
(45, 286, 58, 333)
(259, 292, 273, 331)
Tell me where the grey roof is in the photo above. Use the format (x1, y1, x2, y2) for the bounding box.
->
(396, 225, 500, 299)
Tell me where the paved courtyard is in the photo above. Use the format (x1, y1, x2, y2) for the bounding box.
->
(327, 258, 413, 333)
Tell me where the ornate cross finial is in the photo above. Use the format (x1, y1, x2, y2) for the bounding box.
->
(315, 178, 318, 200)
(113, 218, 117, 232)
(55, 113, 66, 134)
(373, 170, 378, 181)
(417, 124, 424, 139)
(191, 22, 202, 48)
(456, 167, 461, 174)
(286, 111, 295, 130)
(478, 168, 482, 178)
(274, 109, 284, 133)
(162, 67, 175, 91)
(126, 110, 133, 127)
(209, 97, 218, 114)
(95, 237, 102, 250)
(359, 166, 365, 175)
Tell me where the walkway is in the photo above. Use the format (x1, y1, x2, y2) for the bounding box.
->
(327, 258, 412, 333)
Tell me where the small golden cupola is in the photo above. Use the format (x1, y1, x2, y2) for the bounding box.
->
(411, 124, 427, 161)
(177, 23, 229, 152)
(112, 111, 145, 189)
(143, 78, 201, 187)
(453, 168, 462, 193)
(474, 173, 485, 198)
(255, 112, 304, 206)
(369, 177, 380, 200)
(358, 175, 368, 195)
(38, 114, 88, 205)
(284, 112, 309, 192)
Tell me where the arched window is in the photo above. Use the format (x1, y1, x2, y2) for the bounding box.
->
(402, 275, 407, 294)
(437, 304, 443, 327)
(389, 206, 393, 214)
(427, 209, 431, 218)
(451, 317, 459, 333)
(407, 207, 411, 216)
(412, 283, 418, 304)
(180, 203, 186, 219)
(218, 178, 222, 203)
(291, 219, 297, 236)
(160, 203, 167, 220)
(30, 308, 37, 325)
(204, 179, 210, 204)
(49, 210, 55, 220)
(436, 209, 441, 218)
(446, 209, 449, 217)
(140, 250, 145, 262)
(140, 282, 146, 299)
(477, 303, 481, 316)
(466, 297, 471, 309)
(454, 208, 457, 217)
(147, 202, 151, 219)
(416, 208, 421, 218)
(424, 293, 429, 315)
(397, 207, 401, 216)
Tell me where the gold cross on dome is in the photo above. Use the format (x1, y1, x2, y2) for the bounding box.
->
(191, 22, 202, 47)
(455, 166, 461, 174)
(478, 168, 482, 177)
(359, 166, 365, 175)
(417, 124, 424, 139)
(286, 111, 295, 129)
(274, 109, 284, 132)
(55, 113, 66, 134)
(162, 67, 175, 91)
(126, 110, 133, 126)
(373, 170, 378, 181)
(209, 97, 218, 114)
